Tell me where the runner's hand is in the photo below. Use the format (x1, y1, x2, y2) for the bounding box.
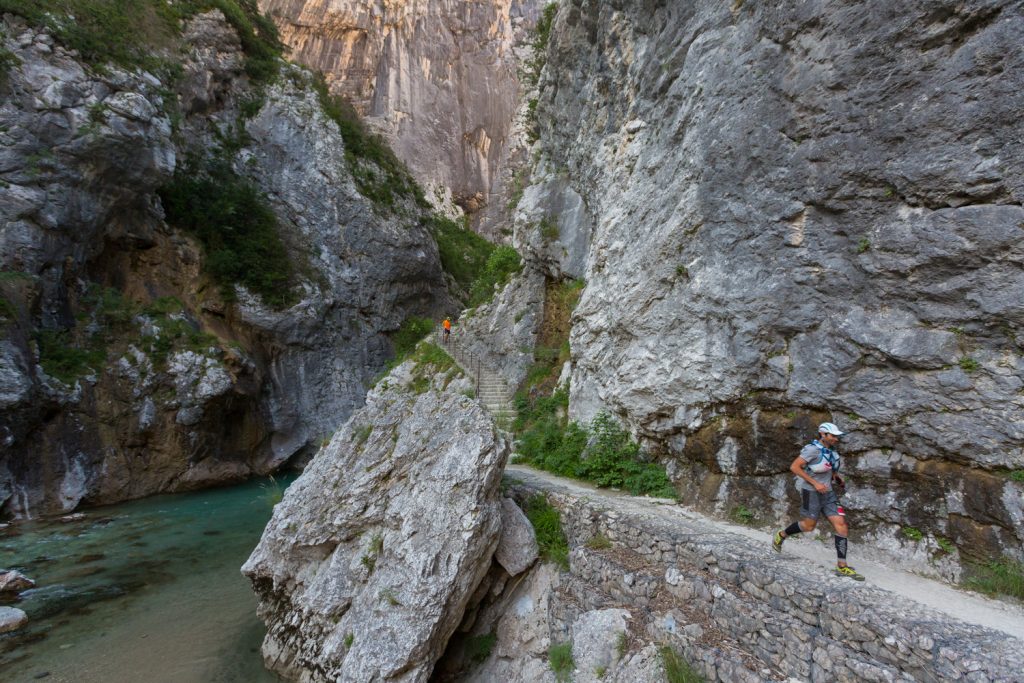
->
(814, 481, 828, 494)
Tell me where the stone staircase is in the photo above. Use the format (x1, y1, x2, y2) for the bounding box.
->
(435, 328, 516, 427)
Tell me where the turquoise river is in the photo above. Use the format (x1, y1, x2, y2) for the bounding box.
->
(0, 476, 295, 682)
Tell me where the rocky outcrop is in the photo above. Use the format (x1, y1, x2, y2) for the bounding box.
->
(517, 0, 1024, 564)
(259, 0, 541, 233)
(243, 357, 513, 682)
(455, 265, 545, 388)
(447, 467, 1024, 682)
(0, 10, 454, 517)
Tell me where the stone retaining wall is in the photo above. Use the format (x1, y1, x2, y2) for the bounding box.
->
(508, 475, 1023, 682)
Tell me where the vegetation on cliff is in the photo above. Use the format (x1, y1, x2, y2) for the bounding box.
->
(0, 0, 282, 81)
(159, 155, 297, 308)
(36, 289, 220, 384)
(512, 278, 675, 497)
(312, 75, 426, 211)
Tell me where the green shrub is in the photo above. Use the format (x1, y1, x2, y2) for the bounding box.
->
(36, 329, 106, 384)
(391, 317, 434, 360)
(857, 237, 871, 254)
(159, 156, 296, 308)
(429, 214, 495, 298)
(0, 0, 281, 79)
(525, 3, 559, 86)
(959, 357, 980, 373)
(585, 534, 611, 550)
(140, 314, 219, 369)
(660, 645, 705, 683)
(312, 74, 425, 210)
(468, 246, 523, 307)
(539, 216, 559, 241)
(731, 505, 755, 526)
(515, 402, 676, 499)
(208, 0, 282, 84)
(406, 342, 458, 394)
(547, 641, 574, 683)
(354, 425, 373, 447)
(902, 526, 923, 542)
(466, 632, 497, 664)
(1011, 470, 1024, 483)
(343, 632, 354, 648)
(964, 559, 1024, 601)
(523, 494, 569, 570)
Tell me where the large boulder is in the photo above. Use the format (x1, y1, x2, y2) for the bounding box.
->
(243, 357, 509, 682)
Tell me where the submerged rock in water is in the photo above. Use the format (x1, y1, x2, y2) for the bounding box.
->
(243, 358, 509, 682)
(0, 606, 29, 633)
(0, 569, 35, 593)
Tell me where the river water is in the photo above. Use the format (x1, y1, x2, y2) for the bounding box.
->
(0, 477, 293, 682)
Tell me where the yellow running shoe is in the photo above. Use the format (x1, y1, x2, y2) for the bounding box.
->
(772, 531, 784, 553)
(835, 565, 865, 581)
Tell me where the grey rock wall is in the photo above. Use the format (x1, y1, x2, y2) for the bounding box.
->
(258, 0, 541, 234)
(525, 0, 1024, 562)
(0, 11, 453, 516)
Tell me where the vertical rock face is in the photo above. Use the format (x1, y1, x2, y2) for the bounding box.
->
(260, 0, 540, 229)
(243, 360, 509, 682)
(0, 11, 453, 516)
(520, 0, 1024, 560)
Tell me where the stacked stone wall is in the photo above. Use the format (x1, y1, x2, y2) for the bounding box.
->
(509, 474, 1023, 682)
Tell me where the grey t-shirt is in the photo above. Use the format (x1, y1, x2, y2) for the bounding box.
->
(795, 441, 840, 491)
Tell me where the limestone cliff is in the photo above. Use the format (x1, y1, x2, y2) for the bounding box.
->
(259, 0, 541, 234)
(0, 9, 454, 517)
(507, 0, 1024, 567)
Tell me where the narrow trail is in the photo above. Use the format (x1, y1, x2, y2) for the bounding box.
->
(505, 463, 1024, 643)
(438, 329, 1024, 644)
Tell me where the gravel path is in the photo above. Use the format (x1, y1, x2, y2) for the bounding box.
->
(505, 463, 1024, 642)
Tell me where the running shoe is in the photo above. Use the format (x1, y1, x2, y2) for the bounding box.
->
(834, 565, 865, 581)
(772, 531, 784, 553)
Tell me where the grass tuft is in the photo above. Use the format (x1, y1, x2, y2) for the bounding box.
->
(547, 641, 574, 683)
(466, 632, 497, 664)
(660, 645, 705, 683)
(964, 559, 1024, 601)
(523, 494, 569, 570)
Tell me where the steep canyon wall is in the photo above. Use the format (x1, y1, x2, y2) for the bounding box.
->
(259, 0, 541, 234)
(0, 10, 453, 517)
(515, 0, 1024, 567)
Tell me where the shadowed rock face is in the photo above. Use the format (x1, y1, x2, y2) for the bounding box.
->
(0, 11, 453, 517)
(260, 0, 540, 228)
(517, 0, 1024, 561)
(243, 361, 509, 682)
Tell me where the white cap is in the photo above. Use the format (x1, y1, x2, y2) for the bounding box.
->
(818, 422, 845, 436)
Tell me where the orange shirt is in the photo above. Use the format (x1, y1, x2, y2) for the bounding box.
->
(443, 319, 451, 330)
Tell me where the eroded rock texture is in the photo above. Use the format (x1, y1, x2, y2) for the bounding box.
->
(259, 0, 540, 231)
(243, 361, 510, 682)
(0, 11, 452, 516)
(517, 0, 1024, 562)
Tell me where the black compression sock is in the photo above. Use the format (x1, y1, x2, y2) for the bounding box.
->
(835, 534, 848, 560)
(784, 522, 802, 536)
